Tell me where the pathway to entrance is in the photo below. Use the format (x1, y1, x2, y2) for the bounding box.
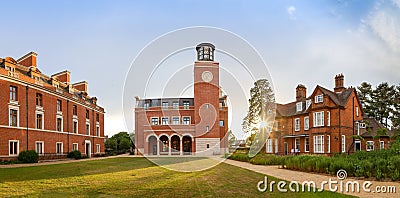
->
(223, 159, 400, 198)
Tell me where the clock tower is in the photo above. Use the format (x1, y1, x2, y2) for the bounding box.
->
(194, 43, 222, 154)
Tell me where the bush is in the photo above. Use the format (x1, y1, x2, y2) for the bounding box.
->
(18, 150, 39, 163)
(228, 153, 250, 162)
(67, 150, 82, 159)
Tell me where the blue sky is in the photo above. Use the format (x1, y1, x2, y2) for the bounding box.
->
(1, 0, 400, 138)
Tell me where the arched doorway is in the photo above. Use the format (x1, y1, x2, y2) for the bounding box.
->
(171, 135, 180, 155)
(159, 135, 169, 155)
(148, 136, 158, 155)
(183, 135, 192, 155)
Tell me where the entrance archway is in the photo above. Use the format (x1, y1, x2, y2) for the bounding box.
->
(183, 136, 192, 155)
(148, 136, 158, 155)
(159, 135, 169, 155)
(171, 135, 180, 155)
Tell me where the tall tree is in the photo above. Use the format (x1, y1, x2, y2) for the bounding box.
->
(357, 82, 374, 117)
(391, 85, 400, 129)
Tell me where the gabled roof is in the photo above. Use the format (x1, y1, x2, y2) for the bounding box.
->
(315, 85, 354, 107)
(360, 117, 393, 137)
(276, 99, 310, 117)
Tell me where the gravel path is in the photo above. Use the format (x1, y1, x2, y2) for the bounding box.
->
(223, 159, 400, 198)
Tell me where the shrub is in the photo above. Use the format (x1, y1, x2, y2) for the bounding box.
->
(18, 150, 39, 163)
(228, 153, 250, 162)
(67, 150, 82, 159)
(249, 154, 284, 165)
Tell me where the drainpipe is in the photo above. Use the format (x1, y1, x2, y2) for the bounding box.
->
(67, 100, 70, 153)
(92, 109, 95, 155)
(26, 85, 29, 150)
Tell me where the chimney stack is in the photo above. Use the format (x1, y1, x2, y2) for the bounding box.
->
(17, 52, 37, 67)
(296, 84, 307, 101)
(334, 73, 345, 92)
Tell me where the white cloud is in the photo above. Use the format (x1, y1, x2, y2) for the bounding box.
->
(392, 0, 400, 8)
(287, 6, 296, 19)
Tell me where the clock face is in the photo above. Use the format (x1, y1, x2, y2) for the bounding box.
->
(202, 71, 213, 82)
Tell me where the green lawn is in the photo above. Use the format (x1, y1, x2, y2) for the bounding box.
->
(0, 157, 353, 197)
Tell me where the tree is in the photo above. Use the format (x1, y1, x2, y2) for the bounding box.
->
(105, 139, 117, 151)
(357, 82, 374, 117)
(391, 85, 400, 130)
(119, 138, 131, 151)
(228, 130, 236, 146)
(242, 79, 275, 136)
(110, 132, 133, 151)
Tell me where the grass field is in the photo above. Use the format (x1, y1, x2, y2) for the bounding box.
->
(0, 157, 353, 197)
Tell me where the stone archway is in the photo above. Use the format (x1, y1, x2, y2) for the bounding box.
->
(183, 135, 192, 155)
(148, 136, 158, 155)
(159, 135, 169, 155)
(171, 135, 180, 155)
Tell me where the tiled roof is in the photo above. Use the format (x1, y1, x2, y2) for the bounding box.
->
(360, 117, 393, 137)
(318, 86, 354, 107)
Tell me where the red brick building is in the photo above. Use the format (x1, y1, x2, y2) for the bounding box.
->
(0, 52, 105, 160)
(267, 74, 365, 155)
(135, 43, 229, 156)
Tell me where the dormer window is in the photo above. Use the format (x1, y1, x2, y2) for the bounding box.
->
(296, 102, 302, 112)
(315, 94, 323, 103)
(306, 99, 311, 109)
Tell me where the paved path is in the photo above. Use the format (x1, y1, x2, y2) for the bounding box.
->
(223, 159, 400, 198)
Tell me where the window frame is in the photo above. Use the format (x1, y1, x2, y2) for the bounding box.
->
(366, 141, 374, 151)
(182, 116, 191, 125)
(9, 108, 19, 127)
(35, 141, 44, 155)
(151, 117, 159, 125)
(36, 93, 43, 107)
(266, 139, 273, 153)
(313, 111, 324, 127)
(9, 140, 19, 156)
(161, 117, 169, 125)
(314, 94, 323, 103)
(342, 135, 346, 153)
(294, 118, 300, 131)
(72, 143, 79, 151)
(304, 116, 309, 130)
(313, 135, 324, 153)
(56, 142, 63, 155)
(172, 116, 180, 125)
(36, 112, 44, 129)
(304, 137, 310, 152)
(96, 144, 100, 153)
(296, 102, 302, 112)
(9, 85, 17, 101)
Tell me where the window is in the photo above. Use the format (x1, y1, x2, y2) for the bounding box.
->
(172, 101, 179, 109)
(315, 94, 323, 103)
(9, 86, 17, 101)
(342, 135, 346, 153)
(205, 104, 210, 109)
(313, 135, 324, 153)
(96, 126, 100, 136)
(219, 120, 224, 127)
(305, 137, 310, 152)
(356, 122, 360, 135)
(36, 113, 43, 129)
(73, 105, 77, 115)
(36, 93, 42, 106)
(380, 141, 384, 150)
(96, 144, 100, 153)
(56, 118, 62, 131)
(162, 102, 168, 109)
(96, 114, 99, 122)
(182, 117, 190, 125)
(56, 142, 63, 154)
(161, 117, 169, 125)
(206, 126, 210, 132)
(206, 144, 210, 149)
(275, 139, 278, 154)
(327, 135, 331, 153)
(151, 117, 159, 125)
(56, 99, 62, 112)
(183, 101, 190, 109)
(306, 99, 311, 109)
(327, 111, 330, 126)
(304, 116, 309, 130)
(266, 139, 273, 153)
(366, 141, 374, 151)
(355, 140, 361, 151)
(356, 107, 359, 117)
(73, 143, 78, 151)
(296, 102, 302, 112)
(144, 102, 150, 110)
(294, 118, 300, 131)
(313, 111, 324, 127)
(295, 138, 300, 153)
(9, 109, 18, 127)
(172, 117, 180, 125)
(35, 141, 44, 155)
(86, 109, 89, 119)
(9, 140, 19, 156)
(73, 121, 78, 133)
(86, 124, 90, 135)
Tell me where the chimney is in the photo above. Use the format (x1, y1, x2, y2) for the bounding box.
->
(72, 81, 88, 93)
(52, 70, 71, 84)
(334, 73, 345, 92)
(17, 52, 37, 67)
(296, 84, 307, 101)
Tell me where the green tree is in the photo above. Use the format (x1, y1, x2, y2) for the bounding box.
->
(110, 132, 133, 150)
(228, 130, 236, 147)
(357, 82, 374, 117)
(119, 138, 131, 151)
(391, 85, 400, 130)
(105, 138, 117, 151)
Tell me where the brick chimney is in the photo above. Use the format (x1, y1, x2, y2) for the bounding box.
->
(17, 52, 37, 67)
(296, 84, 307, 101)
(73, 81, 88, 93)
(52, 70, 70, 84)
(334, 73, 345, 92)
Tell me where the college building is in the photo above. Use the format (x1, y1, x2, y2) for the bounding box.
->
(135, 43, 229, 156)
(0, 52, 105, 160)
(267, 74, 394, 155)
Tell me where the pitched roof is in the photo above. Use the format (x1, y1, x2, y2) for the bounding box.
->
(360, 117, 393, 137)
(318, 86, 354, 107)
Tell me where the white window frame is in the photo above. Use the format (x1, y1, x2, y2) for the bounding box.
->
(266, 139, 273, 153)
(56, 142, 63, 155)
(313, 111, 324, 127)
(313, 135, 324, 153)
(356, 107, 359, 117)
(56, 115, 63, 132)
(183, 101, 190, 109)
(161, 117, 169, 125)
(327, 111, 330, 126)
(162, 102, 169, 109)
(73, 118, 79, 134)
(172, 116, 180, 125)
(35, 141, 44, 155)
(306, 99, 312, 109)
(294, 118, 300, 131)
(206, 126, 209, 132)
(327, 135, 331, 153)
(172, 101, 179, 109)
(96, 124, 100, 137)
(366, 141, 374, 151)
(296, 102, 302, 112)
(96, 144, 100, 153)
(304, 137, 310, 152)
(315, 94, 323, 103)
(72, 143, 79, 151)
(9, 140, 19, 156)
(342, 135, 346, 153)
(295, 138, 300, 153)
(356, 122, 360, 135)
(379, 141, 384, 150)
(275, 138, 278, 154)
(85, 121, 90, 135)
(36, 111, 44, 130)
(219, 120, 224, 126)
(9, 106, 19, 127)
(304, 116, 309, 130)
(355, 140, 361, 151)
(151, 117, 159, 125)
(182, 116, 191, 125)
